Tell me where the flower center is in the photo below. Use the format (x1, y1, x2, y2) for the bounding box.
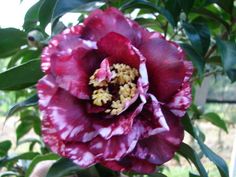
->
(89, 63, 139, 115)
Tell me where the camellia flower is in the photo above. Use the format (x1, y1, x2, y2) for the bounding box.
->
(37, 7, 193, 173)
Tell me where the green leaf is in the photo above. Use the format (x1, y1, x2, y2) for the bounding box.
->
(198, 140, 229, 177)
(39, 0, 57, 30)
(165, 0, 181, 26)
(216, 0, 234, 14)
(23, 0, 44, 31)
(180, 43, 205, 77)
(0, 141, 11, 157)
(189, 172, 201, 177)
(16, 111, 41, 141)
(177, 0, 195, 14)
(25, 153, 60, 177)
(183, 22, 203, 54)
(0, 28, 27, 58)
(183, 22, 210, 55)
(200, 112, 228, 133)
(7, 94, 38, 118)
(149, 173, 168, 177)
(47, 158, 100, 177)
(182, 115, 229, 177)
(216, 38, 236, 82)
(0, 59, 44, 90)
(8, 48, 41, 68)
(16, 122, 32, 141)
(121, 0, 175, 27)
(0, 152, 39, 168)
(177, 143, 208, 177)
(0, 171, 19, 177)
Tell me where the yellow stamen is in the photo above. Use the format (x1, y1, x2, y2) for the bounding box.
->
(89, 63, 139, 115)
(92, 89, 112, 106)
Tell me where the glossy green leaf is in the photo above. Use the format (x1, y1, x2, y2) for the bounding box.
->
(183, 22, 203, 54)
(189, 172, 201, 177)
(0, 141, 11, 157)
(7, 94, 38, 118)
(7, 48, 41, 68)
(39, 0, 57, 30)
(180, 43, 205, 77)
(121, 0, 175, 27)
(216, 38, 236, 82)
(182, 115, 229, 177)
(183, 22, 210, 55)
(149, 173, 168, 177)
(198, 140, 229, 177)
(23, 0, 44, 31)
(177, 143, 208, 177)
(0, 28, 27, 58)
(0, 59, 44, 90)
(165, 0, 181, 26)
(0, 171, 19, 177)
(200, 112, 228, 133)
(177, 0, 195, 14)
(0, 152, 39, 168)
(25, 153, 60, 177)
(46, 158, 100, 177)
(16, 111, 41, 141)
(217, 0, 234, 13)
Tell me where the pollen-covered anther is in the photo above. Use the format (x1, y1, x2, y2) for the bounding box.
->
(90, 63, 139, 115)
(92, 89, 112, 106)
(89, 70, 108, 87)
(106, 83, 137, 115)
(111, 64, 139, 85)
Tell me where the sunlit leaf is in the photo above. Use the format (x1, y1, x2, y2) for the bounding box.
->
(0, 28, 27, 58)
(7, 94, 38, 118)
(216, 38, 236, 82)
(200, 112, 228, 133)
(25, 153, 60, 177)
(0, 59, 44, 90)
(180, 43, 205, 77)
(46, 158, 100, 177)
(177, 143, 208, 177)
(0, 141, 11, 157)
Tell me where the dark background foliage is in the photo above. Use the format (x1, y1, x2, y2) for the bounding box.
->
(0, 0, 236, 176)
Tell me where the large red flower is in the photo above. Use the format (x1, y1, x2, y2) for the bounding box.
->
(37, 8, 193, 173)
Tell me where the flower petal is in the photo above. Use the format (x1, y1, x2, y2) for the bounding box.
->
(93, 99, 145, 139)
(140, 32, 186, 102)
(132, 110, 184, 165)
(89, 121, 144, 161)
(41, 25, 83, 73)
(97, 32, 140, 69)
(38, 75, 98, 143)
(167, 61, 193, 117)
(51, 41, 102, 99)
(82, 7, 142, 46)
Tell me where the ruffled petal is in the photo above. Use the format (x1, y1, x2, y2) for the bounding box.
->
(82, 7, 142, 46)
(93, 99, 145, 139)
(132, 110, 184, 165)
(51, 40, 102, 99)
(167, 61, 193, 117)
(139, 94, 169, 138)
(89, 121, 145, 161)
(97, 32, 140, 69)
(41, 25, 83, 73)
(38, 76, 98, 143)
(139, 32, 186, 102)
(42, 25, 103, 100)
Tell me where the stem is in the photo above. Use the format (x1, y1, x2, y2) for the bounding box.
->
(190, 70, 223, 82)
